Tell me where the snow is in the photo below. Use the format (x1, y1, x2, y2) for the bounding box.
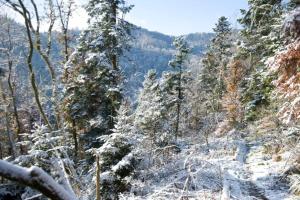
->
(120, 132, 298, 200)
(0, 160, 77, 200)
(112, 153, 133, 173)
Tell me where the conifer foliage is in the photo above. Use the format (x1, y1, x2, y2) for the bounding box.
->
(135, 70, 167, 146)
(61, 0, 133, 157)
(238, 0, 283, 120)
(96, 103, 135, 199)
(200, 16, 232, 111)
(168, 37, 190, 140)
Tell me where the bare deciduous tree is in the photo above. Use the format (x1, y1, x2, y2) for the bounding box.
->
(0, 15, 26, 155)
(2, 0, 74, 130)
(56, 0, 74, 63)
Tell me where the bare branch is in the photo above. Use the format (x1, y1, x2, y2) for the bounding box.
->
(0, 160, 78, 200)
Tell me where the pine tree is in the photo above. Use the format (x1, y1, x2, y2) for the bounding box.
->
(238, 0, 283, 120)
(61, 0, 132, 158)
(168, 36, 190, 141)
(200, 16, 233, 111)
(96, 102, 134, 199)
(85, 0, 133, 129)
(238, 0, 283, 60)
(135, 70, 168, 146)
(212, 16, 232, 67)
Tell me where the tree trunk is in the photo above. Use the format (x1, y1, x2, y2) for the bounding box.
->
(63, 28, 69, 62)
(33, 16, 60, 130)
(111, 1, 118, 71)
(4, 107, 17, 159)
(175, 65, 182, 141)
(71, 120, 78, 159)
(17, 0, 53, 131)
(7, 61, 25, 154)
(0, 82, 17, 158)
(109, 0, 119, 130)
(96, 155, 101, 200)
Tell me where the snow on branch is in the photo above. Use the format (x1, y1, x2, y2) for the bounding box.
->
(0, 160, 77, 200)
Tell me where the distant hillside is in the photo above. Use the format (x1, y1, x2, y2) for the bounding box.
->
(122, 27, 214, 98)
(0, 16, 213, 99)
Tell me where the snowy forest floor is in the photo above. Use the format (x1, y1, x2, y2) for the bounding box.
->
(121, 130, 299, 200)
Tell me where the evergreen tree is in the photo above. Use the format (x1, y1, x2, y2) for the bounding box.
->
(238, 0, 283, 62)
(84, 0, 133, 129)
(96, 102, 134, 199)
(212, 16, 232, 67)
(238, 0, 283, 120)
(61, 0, 132, 158)
(135, 70, 168, 146)
(14, 125, 76, 199)
(200, 16, 233, 111)
(168, 36, 190, 141)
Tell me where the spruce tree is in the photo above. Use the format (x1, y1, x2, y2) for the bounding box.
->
(97, 102, 134, 199)
(238, 0, 283, 61)
(85, 0, 133, 129)
(61, 0, 132, 158)
(200, 16, 232, 111)
(238, 0, 283, 120)
(169, 37, 190, 141)
(135, 70, 167, 146)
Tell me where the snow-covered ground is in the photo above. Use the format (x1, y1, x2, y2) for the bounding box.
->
(120, 132, 299, 200)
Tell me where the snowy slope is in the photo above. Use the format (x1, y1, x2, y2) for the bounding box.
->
(120, 132, 298, 200)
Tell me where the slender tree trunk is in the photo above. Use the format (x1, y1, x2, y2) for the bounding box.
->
(56, 0, 73, 63)
(71, 120, 78, 159)
(0, 82, 17, 158)
(7, 61, 24, 154)
(96, 155, 101, 200)
(63, 28, 69, 62)
(5, 109, 16, 158)
(175, 102, 180, 141)
(46, 0, 55, 58)
(33, 14, 59, 130)
(175, 66, 182, 141)
(17, 0, 53, 131)
(3, 20, 25, 154)
(108, 1, 119, 130)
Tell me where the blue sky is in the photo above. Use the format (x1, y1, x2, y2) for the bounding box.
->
(5, 0, 249, 36)
(126, 0, 249, 36)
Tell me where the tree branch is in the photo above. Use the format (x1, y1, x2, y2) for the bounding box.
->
(0, 160, 78, 200)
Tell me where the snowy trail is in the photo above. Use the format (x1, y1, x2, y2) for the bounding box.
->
(221, 140, 295, 200)
(221, 141, 268, 200)
(123, 137, 296, 200)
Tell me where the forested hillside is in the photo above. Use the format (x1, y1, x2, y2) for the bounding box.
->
(0, 19, 212, 100)
(122, 28, 213, 98)
(0, 0, 299, 200)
